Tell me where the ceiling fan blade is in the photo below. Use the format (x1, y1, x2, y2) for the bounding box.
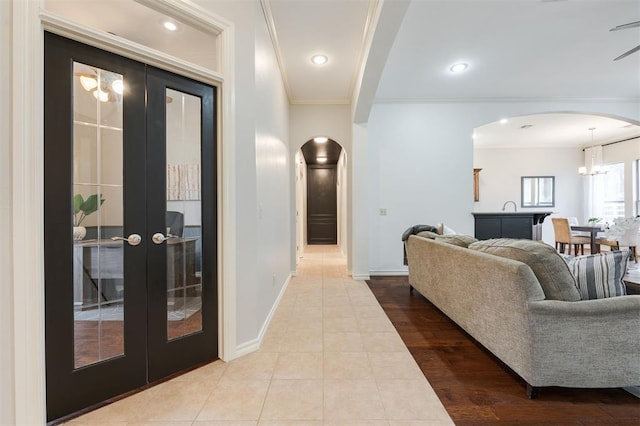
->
(614, 44, 640, 61)
(610, 21, 640, 31)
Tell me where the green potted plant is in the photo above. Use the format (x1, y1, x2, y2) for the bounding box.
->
(73, 193, 105, 240)
(587, 217, 602, 226)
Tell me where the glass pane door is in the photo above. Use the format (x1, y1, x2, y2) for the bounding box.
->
(45, 33, 217, 422)
(45, 32, 148, 422)
(72, 62, 125, 368)
(146, 66, 217, 382)
(165, 88, 203, 340)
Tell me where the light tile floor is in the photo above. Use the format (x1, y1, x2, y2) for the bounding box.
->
(68, 245, 454, 425)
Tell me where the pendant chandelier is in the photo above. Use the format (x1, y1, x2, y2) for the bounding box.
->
(578, 128, 608, 176)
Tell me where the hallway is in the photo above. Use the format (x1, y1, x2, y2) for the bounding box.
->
(67, 245, 453, 425)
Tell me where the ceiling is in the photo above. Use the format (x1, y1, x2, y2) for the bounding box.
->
(45, 0, 640, 148)
(264, 0, 640, 147)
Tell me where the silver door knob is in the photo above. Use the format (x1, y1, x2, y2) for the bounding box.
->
(111, 233, 142, 246)
(152, 232, 179, 244)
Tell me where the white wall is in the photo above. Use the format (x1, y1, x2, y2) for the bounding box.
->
(295, 151, 307, 262)
(0, 1, 15, 423)
(363, 101, 640, 275)
(474, 146, 584, 245)
(254, 1, 291, 339)
(289, 104, 353, 271)
(603, 138, 640, 217)
(337, 150, 348, 255)
(196, 1, 292, 351)
(351, 123, 369, 278)
(290, 105, 353, 153)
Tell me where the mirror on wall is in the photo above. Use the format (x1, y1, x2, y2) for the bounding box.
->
(521, 176, 555, 208)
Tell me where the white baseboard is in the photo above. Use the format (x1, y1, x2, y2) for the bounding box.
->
(232, 272, 293, 359)
(368, 269, 409, 276)
(352, 273, 371, 281)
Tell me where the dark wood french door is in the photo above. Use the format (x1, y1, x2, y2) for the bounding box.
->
(44, 32, 217, 422)
(307, 165, 338, 244)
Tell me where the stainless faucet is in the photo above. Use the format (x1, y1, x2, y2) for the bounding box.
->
(502, 200, 517, 212)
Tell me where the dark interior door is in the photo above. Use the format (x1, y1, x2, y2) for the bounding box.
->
(44, 32, 217, 422)
(146, 66, 218, 381)
(307, 165, 337, 244)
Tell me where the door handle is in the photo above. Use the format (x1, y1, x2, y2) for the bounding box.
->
(111, 233, 142, 246)
(152, 232, 179, 244)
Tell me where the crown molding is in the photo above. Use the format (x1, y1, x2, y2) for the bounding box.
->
(374, 96, 640, 104)
(134, 0, 229, 36)
(260, 0, 293, 103)
(40, 10, 224, 86)
(291, 98, 351, 106)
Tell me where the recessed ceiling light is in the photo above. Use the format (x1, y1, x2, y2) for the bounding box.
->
(163, 21, 178, 31)
(311, 55, 328, 65)
(317, 156, 328, 163)
(499, 118, 508, 124)
(449, 62, 469, 73)
(313, 136, 328, 143)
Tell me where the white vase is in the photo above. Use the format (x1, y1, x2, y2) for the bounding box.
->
(73, 226, 86, 241)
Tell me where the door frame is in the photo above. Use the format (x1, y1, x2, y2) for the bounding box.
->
(7, 1, 237, 423)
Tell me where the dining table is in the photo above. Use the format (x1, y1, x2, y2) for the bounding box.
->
(570, 224, 604, 254)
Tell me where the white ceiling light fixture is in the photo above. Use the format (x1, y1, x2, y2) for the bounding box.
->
(93, 89, 110, 103)
(499, 118, 508, 124)
(163, 21, 178, 32)
(449, 62, 469, 73)
(313, 136, 328, 143)
(316, 156, 328, 163)
(79, 75, 98, 91)
(311, 54, 328, 65)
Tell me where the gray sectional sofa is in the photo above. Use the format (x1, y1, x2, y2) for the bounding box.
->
(405, 235, 640, 397)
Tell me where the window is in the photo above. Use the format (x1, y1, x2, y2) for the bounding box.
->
(592, 162, 624, 224)
(635, 159, 639, 216)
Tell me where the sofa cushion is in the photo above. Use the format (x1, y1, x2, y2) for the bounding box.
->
(564, 250, 629, 299)
(435, 234, 478, 248)
(468, 238, 581, 301)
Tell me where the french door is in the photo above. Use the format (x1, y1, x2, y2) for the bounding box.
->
(44, 32, 217, 422)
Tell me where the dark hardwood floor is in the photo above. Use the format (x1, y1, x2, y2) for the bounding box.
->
(366, 275, 640, 425)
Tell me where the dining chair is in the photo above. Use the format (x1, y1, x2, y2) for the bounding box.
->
(552, 217, 590, 256)
(596, 217, 640, 263)
(567, 216, 589, 237)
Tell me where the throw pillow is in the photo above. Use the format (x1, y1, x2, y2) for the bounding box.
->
(435, 234, 478, 248)
(436, 223, 457, 235)
(468, 238, 581, 301)
(565, 249, 629, 299)
(417, 230, 440, 239)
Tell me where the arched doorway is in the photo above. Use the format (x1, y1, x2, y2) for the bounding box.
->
(296, 138, 347, 255)
(473, 112, 640, 244)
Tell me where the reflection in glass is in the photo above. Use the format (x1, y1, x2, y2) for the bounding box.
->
(166, 88, 203, 340)
(72, 62, 124, 368)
